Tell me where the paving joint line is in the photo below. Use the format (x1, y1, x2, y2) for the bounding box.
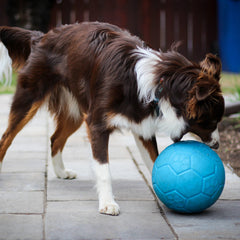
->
(126, 146, 179, 240)
(42, 115, 50, 240)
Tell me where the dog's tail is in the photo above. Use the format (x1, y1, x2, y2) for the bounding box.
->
(0, 26, 43, 85)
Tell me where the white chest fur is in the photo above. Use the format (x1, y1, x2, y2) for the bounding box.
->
(108, 99, 186, 140)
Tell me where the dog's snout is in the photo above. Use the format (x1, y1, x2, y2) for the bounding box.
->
(210, 141, 219, 149)
(204, 129, 220, 149)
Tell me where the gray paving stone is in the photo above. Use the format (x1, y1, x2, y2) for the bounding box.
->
(47, 200, 159, 213)
(109, 130, 136, 146)
(60, 146, 93, 160)
(2, 160, 46, 174)
(113, 180, 155, 201)
(16, 126, 48, 136)
(61, 134, 132, 160)
(48, 158, 142, 181)
(164, 200, 240, 240)
(3, 151, 46, 160)
(46, 201, 175, 240)
(47, 179, 154, 201)
(0, 172, 44, 191)
(110, 159, 143, 180)
(9, 136, 47, 152)
(0, 94, 12, 114)
(220, 167, 240, 200)
(2, 151, 46, 173)
(63, 145, 132, 160)
(0, 192, 44, 213)
(47, 179, 97, 201)
(0, 214, 43, 240)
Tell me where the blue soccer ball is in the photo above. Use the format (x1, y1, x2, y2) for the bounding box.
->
(152, 140, 225, 213)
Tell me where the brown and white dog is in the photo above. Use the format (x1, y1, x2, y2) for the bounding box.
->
(0, 22, 224, 215)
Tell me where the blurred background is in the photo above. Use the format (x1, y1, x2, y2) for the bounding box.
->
(0, 0, 239, 93)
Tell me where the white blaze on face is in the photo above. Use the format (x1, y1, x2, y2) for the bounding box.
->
(206, 128, 220, 148)
(158, 99, 186, 142)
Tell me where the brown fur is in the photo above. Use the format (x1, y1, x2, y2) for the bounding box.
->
(0, 26, 43, 68)
(0, 22, 224, 167)
(138, 136, 159, 161)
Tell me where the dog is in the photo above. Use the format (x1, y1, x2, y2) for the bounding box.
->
(0, 22, 224, 215)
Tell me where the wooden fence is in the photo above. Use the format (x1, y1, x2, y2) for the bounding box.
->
(0, 0, 218, 61)
(49, 0, 218, 61)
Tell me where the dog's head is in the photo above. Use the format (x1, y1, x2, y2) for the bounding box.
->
(155, 52, 224, 149)
(185, 54, 224, 149)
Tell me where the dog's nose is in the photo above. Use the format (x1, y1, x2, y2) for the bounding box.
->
(210, 141, 219, 149)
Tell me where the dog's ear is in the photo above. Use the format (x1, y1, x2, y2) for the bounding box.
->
(195, 81, 218, 101)
(200, 53, 222, 81)
(187, 76, 220, 119)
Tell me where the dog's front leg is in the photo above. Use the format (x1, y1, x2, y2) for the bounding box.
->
(87, 126, 120, 216)
(133, 132, 159, 170)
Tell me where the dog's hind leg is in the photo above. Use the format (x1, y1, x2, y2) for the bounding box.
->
(0, 87, 45, 171)
(50, 112, 84, 179)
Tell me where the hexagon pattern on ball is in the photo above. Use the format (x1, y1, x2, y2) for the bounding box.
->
(152, 141, 225, 213)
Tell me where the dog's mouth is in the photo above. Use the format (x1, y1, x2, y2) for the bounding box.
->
(206, 141, 219, 149)
(204, 129, 220, 149)
(171, 129, 220, 150)
(173, 137, 219, 149)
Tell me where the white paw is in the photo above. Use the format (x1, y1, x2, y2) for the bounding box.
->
(99, 201, 120, 216)
(52, 152, 77, 179)
(56, 169, 77, 179)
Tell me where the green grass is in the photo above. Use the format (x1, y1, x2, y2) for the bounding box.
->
(220, 73, 240, 99)
(0, 71, 17, 94)
(235, 85, 240, 100)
